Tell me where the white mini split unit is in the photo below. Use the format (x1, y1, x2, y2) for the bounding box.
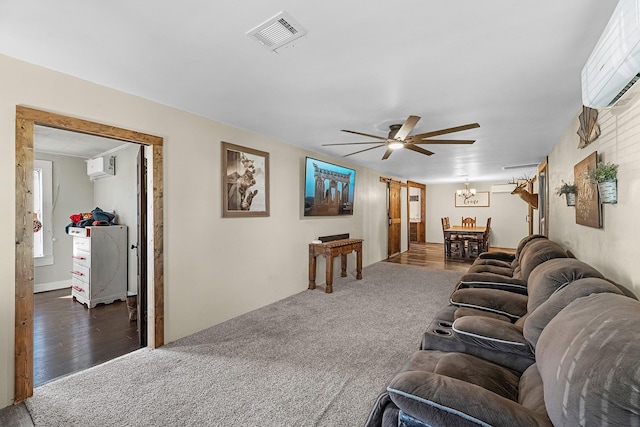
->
(582, 0, 640, 108)
(87, 156, 115, 179)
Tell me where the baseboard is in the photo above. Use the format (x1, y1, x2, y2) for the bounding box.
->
(34, 280, 71, 293)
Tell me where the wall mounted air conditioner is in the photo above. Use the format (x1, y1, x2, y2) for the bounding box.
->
(87, 156, 115, 179)
(582, 0, 640, 108)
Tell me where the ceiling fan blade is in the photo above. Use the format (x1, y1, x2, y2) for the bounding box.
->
(393, 115, 421, 141)
(381, 147, 394, 160)
(410, 123, 480, 140)
(341, 129, 387, 140)
(344, 143, 387, 157)
(409, 139, 476, 145)
(404, 144, 434, 156)
(322, 141, 388, 146)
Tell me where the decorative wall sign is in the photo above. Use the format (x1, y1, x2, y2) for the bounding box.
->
(574, 151, 601, 228)
(577, 106, 600, 149)
(455, 191, 490, 207)
(221, 141, 269, 217)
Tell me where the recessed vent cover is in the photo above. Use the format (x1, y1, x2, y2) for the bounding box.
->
(246, 11, 307, 52)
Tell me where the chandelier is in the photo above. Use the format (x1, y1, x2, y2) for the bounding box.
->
(457, 181, 476, 199)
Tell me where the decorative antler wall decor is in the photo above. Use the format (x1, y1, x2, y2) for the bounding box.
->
(577, 105, 600, 149)
(508, 177, 539, 210)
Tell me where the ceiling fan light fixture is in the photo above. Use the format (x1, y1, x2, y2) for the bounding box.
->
(388, 141, 404, 150)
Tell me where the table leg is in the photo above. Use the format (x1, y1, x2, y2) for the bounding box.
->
(308, 249, 316, 290)
(341, 253, 347, 277)
(356, 247, 362, 280)
(325, 254, 334, 293)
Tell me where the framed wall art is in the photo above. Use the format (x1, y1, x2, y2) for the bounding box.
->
(574, 151, 601, 228)
(221, 141, 269, 218)
(303, 157, 356, 216)
(454, 191, 490, 207)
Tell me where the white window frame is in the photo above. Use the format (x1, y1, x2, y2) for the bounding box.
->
(34, 159, 54, 267)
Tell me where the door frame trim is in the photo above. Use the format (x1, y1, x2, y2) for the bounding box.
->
(407, 181, 426, 245)
(14, 106, 164, 402)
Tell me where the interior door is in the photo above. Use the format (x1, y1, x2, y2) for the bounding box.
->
(388, 180, 401, 257)
(136, 146, 148, 346)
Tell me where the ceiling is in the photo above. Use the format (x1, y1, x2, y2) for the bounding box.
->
(35, 125, 128, 158)
(0, 1, 618, 184)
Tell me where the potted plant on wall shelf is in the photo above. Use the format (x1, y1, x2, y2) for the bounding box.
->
(556, 181, 577, 206)
(589, 162, 618, 204)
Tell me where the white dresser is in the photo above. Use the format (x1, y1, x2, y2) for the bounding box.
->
(68, 226, 128, 308)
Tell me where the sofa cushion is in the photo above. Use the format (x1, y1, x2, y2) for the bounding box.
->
(524, 277, 622, 350)
(456, 273, 527, 294)
(450, 288, 528, 320)
(475, 254, 514, 264)
(466, 263, 514, 276)
(452, 316, 530, 356)
(536, 293, 640, 426)
(525, 257, 604, 313)
(517, 239, 568, 282)
(454, 306, 512, 323)
(518, 363, 547, 417)
(451, 316, 535, 373)
(468, 235, 546, 274)
(386, 351, 553, 427)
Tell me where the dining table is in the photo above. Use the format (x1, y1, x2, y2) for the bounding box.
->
(444, 225, 487, 259)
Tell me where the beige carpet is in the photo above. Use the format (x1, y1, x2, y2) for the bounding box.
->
(26, 262, 461, 426)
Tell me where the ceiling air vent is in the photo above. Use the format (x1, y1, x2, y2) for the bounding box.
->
(246, 11, 307, 52)
(502, 163, 539, 171)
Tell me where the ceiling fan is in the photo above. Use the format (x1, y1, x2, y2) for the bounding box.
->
(322, 115, 480, 160)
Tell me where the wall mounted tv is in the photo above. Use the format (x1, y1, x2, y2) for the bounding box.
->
(304, 157, 356, 216)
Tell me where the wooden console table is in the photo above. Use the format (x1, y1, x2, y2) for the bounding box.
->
(308, 238, 363, 293)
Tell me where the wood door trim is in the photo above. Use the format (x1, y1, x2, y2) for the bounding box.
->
(537, 157, 549, 236)
(407, 181, 426, 243)
(387, 179, 402, 257)
(14, 106, 164, 403)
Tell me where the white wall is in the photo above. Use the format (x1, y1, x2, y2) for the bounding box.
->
(548, 104, 640, 294)
(0, 54, 390, 407)
(33, 152, 93, 289)
(426, 182, 529, 249)
(93, 144, 139, 294)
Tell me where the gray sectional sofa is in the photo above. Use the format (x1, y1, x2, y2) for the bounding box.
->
(366, 236, 639, 427)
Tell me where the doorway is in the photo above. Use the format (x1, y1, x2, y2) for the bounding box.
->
(14, 106, 164, 402)
(32, 128, 146, 386)
(407, 181, 426, 245)
(387, 179, 402, 258)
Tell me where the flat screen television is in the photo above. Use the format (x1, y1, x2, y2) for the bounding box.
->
(304, 157, 356, 216)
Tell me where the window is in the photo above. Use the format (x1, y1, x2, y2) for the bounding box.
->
(34, 160, 53, 266)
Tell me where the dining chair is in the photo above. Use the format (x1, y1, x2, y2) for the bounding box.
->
(442, 217, 463, 258)
(461, 217, 476, 227)
(467, 217, 491, 258)
(482, 217, 491, 252)
(441, 217, 451, 256)
(443, 217, 451, 229)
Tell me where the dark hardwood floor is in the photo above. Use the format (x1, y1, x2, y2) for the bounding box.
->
(1, 290, 140, 426)
(34, 288, 140, 387)
(386, 242, 514, 272)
